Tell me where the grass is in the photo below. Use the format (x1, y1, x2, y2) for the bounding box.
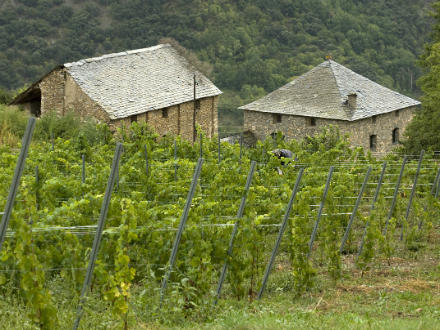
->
(0, 229, 439, 329)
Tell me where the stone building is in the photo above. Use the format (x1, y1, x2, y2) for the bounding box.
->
(11, 44, 222, 140)
(240, 60, 420, 153)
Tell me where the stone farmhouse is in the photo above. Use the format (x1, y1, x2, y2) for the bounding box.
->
(11, 44, 222, 141)
(240, 60, 420, 153)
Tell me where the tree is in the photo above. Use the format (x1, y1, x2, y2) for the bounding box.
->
(403, 2, 440, 153)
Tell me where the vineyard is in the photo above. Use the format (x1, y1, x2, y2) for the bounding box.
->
(0, 119, 439, 329)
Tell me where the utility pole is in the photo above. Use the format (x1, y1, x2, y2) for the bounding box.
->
(193, 74, 197, 143)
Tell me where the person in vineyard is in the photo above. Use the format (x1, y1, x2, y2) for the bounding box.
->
(272, 148, 294, 175)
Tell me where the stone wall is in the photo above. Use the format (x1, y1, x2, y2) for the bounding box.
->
(244, 106, 416, 153)
(196, 95, 219, 139)
(64, 71, 111, 123)
(38, 68, 65, 116)
(111, 96, 218, 141)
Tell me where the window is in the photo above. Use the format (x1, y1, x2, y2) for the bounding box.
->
(392, 128, 399, 144)
(162, 108, 168, 118)
(370, 135, 377, 151)
(309, 117, 316, 126)
(372, 115, 377, 124)
(273, 113, 282, 124)
(130, 115, 137, 123)
(395, 110, 400, 117)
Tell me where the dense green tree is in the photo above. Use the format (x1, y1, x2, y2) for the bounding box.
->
(404, 2, 440, 153)
(0, 0, 434, 129)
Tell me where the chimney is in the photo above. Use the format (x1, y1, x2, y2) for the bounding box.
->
(347, 93, 357, 110)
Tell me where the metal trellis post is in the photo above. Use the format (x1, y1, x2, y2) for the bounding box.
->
(159, 158, 203, 307)
(239, 132, 243, 162)
(307, 166, 334, 259)
(402, 150, 423, 239)
(436, 170, 440, 198)
(0, 117, 36, 253)
(383, 156, 407, 235)
(419, 166, 440, 230)
(144, 144, 149, 177)
(73, 142, 123, 330)
(257, 167, 304, 299)
(340, 166, 371, 254)
(82, 154, 85, 184)
(35, 165, 39, 210)
(174, 139, 178, 181)
(51, 131, 54, 151)
(218, 135, 221, 164)
(200, 133, 203, 159)
(431, 167, 440, 196)
(81, 154, 85, 198)
(214, 160, 257, 305)
(357, 161, 386, 259)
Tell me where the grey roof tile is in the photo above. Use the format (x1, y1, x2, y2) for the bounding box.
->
(239, 60, 420, 121)
(64, 44, 222, 120)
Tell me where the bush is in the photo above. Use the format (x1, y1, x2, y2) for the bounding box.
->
(33, 110, 113, 148)
(0, 107, 114, 149)
(0, 89, 13, 104)
(0, 105, 29, 146)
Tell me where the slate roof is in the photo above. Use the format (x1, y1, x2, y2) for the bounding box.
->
(63, 44, 221, 120)
(239, 60, 420, 121)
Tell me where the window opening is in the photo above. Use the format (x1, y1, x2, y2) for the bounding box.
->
(392, 128, 399, 144)
(273, 113, 282, 124)
(162, 108, 168, 118)
(370, 135, 377, 151)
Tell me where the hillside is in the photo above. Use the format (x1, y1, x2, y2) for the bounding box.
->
(0, 0, 435, 132)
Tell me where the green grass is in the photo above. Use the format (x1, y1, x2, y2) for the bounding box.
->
(1, 233, 439, 329)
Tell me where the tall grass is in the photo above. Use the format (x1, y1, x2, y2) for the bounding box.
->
(0, 105, 28, 146)
(0, 106, 113, 148)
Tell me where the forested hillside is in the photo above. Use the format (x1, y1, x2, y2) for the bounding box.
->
(0, 0, 435, 130)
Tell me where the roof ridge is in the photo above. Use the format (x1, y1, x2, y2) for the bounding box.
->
(327, 60, 352, 120)
(64, 44, 171, 68)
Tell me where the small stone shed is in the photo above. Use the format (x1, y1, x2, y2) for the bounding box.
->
(11, 44, 222, 140)
(240, 60, 420, 153)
